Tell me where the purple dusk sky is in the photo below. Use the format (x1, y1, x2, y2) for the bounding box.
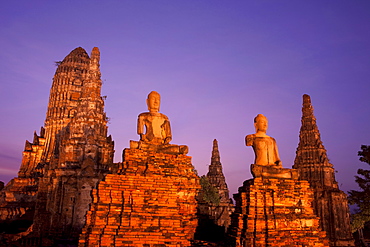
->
(0, 1, 369, 195)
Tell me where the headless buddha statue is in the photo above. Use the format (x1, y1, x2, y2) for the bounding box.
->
(130, 91, 188, 154)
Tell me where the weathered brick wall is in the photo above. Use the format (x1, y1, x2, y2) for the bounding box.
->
(79, 148, 200, 247)
(0, 177, 37, 221)
(0, 129, 45, 224)
(294, 94, 354, 246)
(229, 176, 329, 247)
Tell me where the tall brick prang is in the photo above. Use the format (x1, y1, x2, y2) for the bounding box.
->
(30, 47, 114, 244)
(43, 47, 93, 163)
(293, 94, 354, 246)
(0, 47, 115, 246)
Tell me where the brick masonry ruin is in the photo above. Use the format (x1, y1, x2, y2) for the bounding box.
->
(79, 88, 200, 247)
(293, 94, 354, 246)
(0, 47, 355, 246)
(79, 149, 200, 247)
(229, 175, 329, 246)
(228, 113, 330, 247)
(196, 139, 233, 244)
(0, 47, 115, 246)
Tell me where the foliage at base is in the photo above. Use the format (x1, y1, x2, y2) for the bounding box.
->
(349, 145, 370, 232)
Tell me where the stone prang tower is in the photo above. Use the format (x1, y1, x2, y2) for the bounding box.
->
(207, 139, 230, 202)
(0, 47, 114, 246)
(293, 94, 354, 247)
(206, 139, 232, 227)
(196, 139, 233, 243)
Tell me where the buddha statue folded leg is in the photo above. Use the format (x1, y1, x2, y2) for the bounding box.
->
(251, 164, 299, 179)
(158, 144, 188, 155)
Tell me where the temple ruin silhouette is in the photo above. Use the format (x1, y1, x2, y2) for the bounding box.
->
(0, 47, 354, 247)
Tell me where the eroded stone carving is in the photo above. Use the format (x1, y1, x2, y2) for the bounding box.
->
(246, 114, 297, 179)
(138, 91, 171, 144)
(246, 114, 282, 167)
(130, 91, 188, 154)
(229, 113, 329, 246)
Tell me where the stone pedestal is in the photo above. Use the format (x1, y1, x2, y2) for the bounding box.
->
(229, 172, 329, 247)
(79, 148, 200, 247)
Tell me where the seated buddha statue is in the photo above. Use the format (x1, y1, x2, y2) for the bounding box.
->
(130, 91, 188, 155)
(246, 114, 297, 179)
(245, 114, 282, 167)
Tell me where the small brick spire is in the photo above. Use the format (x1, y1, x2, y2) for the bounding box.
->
(207, 139, 230, 203)
(211, 139, 220, 166)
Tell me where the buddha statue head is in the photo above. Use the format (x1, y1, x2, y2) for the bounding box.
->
(146, 91, 161, 113)
(254, 114, 268, 134)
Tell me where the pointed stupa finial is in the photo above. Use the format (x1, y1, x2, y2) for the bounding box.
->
(83, 47, 101, 94)
(211, 139, 220, 163)
(294, 94, 330, 168)
(302, 94, 315, 119)
(208, 139, 223, 176)
(303, 94, 311, 103)
(91, 47, 100, 62)
(89, 47, 100, 72)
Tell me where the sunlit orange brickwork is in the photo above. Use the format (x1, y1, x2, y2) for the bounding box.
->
(229, 176, 330, 247)
(79, 148, 200, 247)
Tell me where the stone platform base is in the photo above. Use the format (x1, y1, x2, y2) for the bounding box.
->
(78, 148, 200, 247)
(228, 176, 329, 247)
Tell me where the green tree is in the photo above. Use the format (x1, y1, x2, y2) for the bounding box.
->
(199, 175, 220, 206)
(348, 145, 370, 232)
